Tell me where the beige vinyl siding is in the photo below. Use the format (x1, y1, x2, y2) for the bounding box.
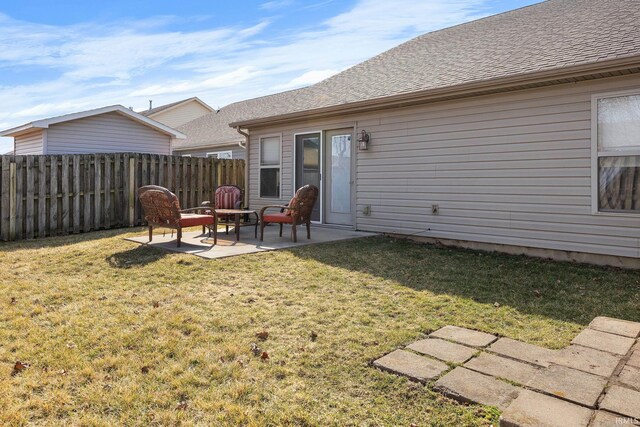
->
(46, 112, 171, 155)
(174, 143, 246, 159)
(14, 130, 44, 155)
(248, 73, 640, 259)
(149, 102, 211, 128)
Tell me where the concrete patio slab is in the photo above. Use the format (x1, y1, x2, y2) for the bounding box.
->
(464, 352, 542, 385)
(488, 337, 556, 367)
(571, 328, 635, 356)
(407, 338, 477, 364)
(499, 389, 593, 427)
(373, 349, 448, 383)
(430, 326, 497, 348)
(618, 365, 640, 390)
(599, 385, 640, 420)
(551, 345, 621, 378)
(588, 316, 640, 338)
(434, 367, 520, 411)
(126, 225, 377, 259)
(526, 364, 607, 408)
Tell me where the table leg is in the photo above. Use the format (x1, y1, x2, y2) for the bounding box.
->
(254, 212, 259, 238)
(213, 212, 218, 245)
(235, 213, 240, 241)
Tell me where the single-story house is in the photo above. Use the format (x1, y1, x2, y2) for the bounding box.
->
(139, 97, 214, 129)
(220, 0, 640, 266)
(0, 105, 186, 155)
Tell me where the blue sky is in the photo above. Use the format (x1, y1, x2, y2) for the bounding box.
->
(0, 0, 539, 152)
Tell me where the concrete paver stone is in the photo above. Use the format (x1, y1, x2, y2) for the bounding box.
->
(617, 365, 640, 390)
(373, 349, 448, 383)
(434, 367, 520, 411)
(430, 325, 497, 347)
(499, 389, 593, 427)
(550, 345, 621, 378)
(407, 338, 476, 363)
(526, 364, 607, 408)
(571, 328, 635, 355)
(599, 385, 640, 420)
(588, 316, 640, 338)
(464, 352, 542, 385)
(488, 337, 556, 367)
(626, 347, 640, 369)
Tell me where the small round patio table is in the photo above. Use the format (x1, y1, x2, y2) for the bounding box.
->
(210, 209, 259, 245)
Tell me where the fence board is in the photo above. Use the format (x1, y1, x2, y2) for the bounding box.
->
(25, 156, 35, 239)
(83, 155, 91, 232)
(61, 155, 70, 234)
(0, 153, 244, 241)
(15, 156, 24, 240)
(94, 155, 102, 229)
(38, 156, 47, 237)
(1, 156, 10, 241)
(104, 154, 112, 228)
(114, 154, 121, 226)
(73, 156, 81, 233)
(48, 156, 58, 236)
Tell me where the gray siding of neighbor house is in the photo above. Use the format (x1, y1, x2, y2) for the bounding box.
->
(46, 112, 172, 155)
(247, 73, 640, 260)
(174, 144, 246, 159)
(150, 102, 211, 128)
(14, 130, 44, 155)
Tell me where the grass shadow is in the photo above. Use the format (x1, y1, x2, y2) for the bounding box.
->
(0, 227, 147, 253)
(288, 236, 640, 326)
(106, 245, 169, 268)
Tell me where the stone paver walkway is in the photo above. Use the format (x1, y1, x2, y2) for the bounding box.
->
(373, 316, 640, 426)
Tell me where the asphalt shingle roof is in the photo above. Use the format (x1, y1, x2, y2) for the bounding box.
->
(173, 0, 640, 149)
(140, 97, 206, 117)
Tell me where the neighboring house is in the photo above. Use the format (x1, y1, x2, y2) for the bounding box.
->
(0, 105, 185, 155)
(171, 91, 304, 160)
(223, 0, 640, 266)
(140, 97, 214, 129)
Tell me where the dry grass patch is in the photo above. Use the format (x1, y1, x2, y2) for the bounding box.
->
(0, 229, 639, 425)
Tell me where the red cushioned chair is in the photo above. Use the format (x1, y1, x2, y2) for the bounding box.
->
(259, 185, 319, 243)
(138, 185, 214, 247)
(201, 185, 243, 235)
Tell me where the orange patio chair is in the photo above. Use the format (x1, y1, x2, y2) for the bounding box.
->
(259, 185, 319, 243)
(138, 185, 214, 247)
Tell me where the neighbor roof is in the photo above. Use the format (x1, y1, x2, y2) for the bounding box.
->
(140, 97, 214, 117)
(226, 0, 640, 127)
(173, 88, 306, 150)
(0, 105, 186, 138)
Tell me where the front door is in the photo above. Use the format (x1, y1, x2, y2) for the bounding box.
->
(324, 129, 353, 225)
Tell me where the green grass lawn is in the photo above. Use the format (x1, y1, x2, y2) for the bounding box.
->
(1, 229, 639, 426)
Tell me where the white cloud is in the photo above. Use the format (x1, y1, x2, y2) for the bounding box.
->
(260, 0, 295, 10)
(0, 0, 494, 153)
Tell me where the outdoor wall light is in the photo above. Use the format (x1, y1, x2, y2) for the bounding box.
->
(358, 130, 370, 150)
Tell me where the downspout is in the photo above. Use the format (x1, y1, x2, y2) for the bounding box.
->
(235, 126, 250, 207)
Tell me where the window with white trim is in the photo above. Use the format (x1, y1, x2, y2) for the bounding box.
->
(594, 92, 640, 213)
(207, 150, 232, 159)
(259, 136, 281, 198)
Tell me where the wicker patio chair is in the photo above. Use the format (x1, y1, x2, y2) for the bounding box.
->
(259, 185, 319, 243)
(138, 185, 214, 247)
(201, 184, 244, 235)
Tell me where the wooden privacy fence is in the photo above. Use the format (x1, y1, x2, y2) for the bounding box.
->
(0, 153, 245, 241)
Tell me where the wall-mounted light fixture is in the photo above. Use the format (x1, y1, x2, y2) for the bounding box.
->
(358, 130, 370, 150)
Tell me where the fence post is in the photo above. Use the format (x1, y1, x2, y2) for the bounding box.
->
(128, 156, 135, 226)
(9, 161, 16, 240)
